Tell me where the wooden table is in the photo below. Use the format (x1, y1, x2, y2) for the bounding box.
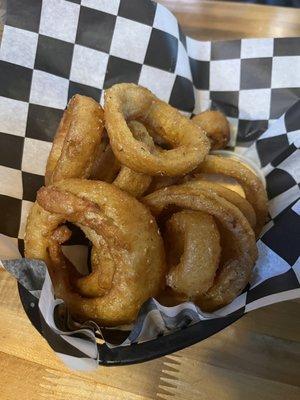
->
(0, 1, 300, 399)
(158, 0, 300, 40)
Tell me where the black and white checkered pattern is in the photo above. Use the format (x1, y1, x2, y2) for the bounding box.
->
(0, 0, 299, 369)
(189, 36, 300, 150)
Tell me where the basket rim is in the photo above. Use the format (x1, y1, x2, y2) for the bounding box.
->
(18, 282, 244, 366)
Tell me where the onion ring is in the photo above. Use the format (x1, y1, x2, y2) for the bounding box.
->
(143, 184, 258, 311)
(180, 179, 257, 228)
(25, 179, 166, 326)
(113, 166, 152, 198)
(146, 175, 181, 194)
(194, 155, 268, 235)
(192, 110, 230, 150)
(165, 210, 221, 297)
(90, 132, 120, 183)
(91, 121, 152, 197)
(104, 83, 210, 176)
(184, 172, 246, 198)
(113, 121, 153, 197)
(45, 95, 105, 185)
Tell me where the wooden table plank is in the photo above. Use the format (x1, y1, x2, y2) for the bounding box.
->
(0, 352, 155, 400)
(1, 269, 299, 400)
(158, 355, 300, 400)
(174, 308, 300, 387)
(0, 272, 166, 400)
(158, 0, 300, 40)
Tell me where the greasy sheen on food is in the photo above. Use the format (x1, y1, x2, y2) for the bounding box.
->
(112, 121, 153, 197)
(25, 179, 166, 326)
(180, 179, 257, 229)
(45, 95, 105, 185)
(192, 110, 230, 150)
(143, 184, 258, 311)
(24, 83, 268, 325)
(193, 155, 268, 235)
(91, 121, 152, 197)
(104, 83, 210, 176)
(165, 210, 221, 297)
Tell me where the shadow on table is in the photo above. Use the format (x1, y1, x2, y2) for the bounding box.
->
(157, 301, 300, 399)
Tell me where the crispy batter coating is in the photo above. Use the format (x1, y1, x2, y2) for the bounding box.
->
(185, 172, 246, 198)
(91, 121, 152, 197)
(113, 121, 153, 197)
(165, 210, 221, 297)
(45, 95, 105, 185)
(194, 155, 268, 235)
(192, 110, 230, 150)
(25, 85, 268, 322)
(104, 83, 210, 176)
(25, 179, 166, 326)
(180, 179, 256, 228)
(143, 184, 258, 311)
(89, 132, 120, 182)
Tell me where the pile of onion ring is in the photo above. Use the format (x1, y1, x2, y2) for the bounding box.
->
(25, 84, 268, 327)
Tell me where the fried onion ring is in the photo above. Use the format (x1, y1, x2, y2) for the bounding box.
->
(113, 121, 153, 197)
(113, 166, 152, 198)
(91, 121, 152, 197)
(45, 95, 105, 185)
(90, 132, 120, 183)
(146, 175, 181, 194)
(143, 184, 258, 311)
(104, 83, 210, 176)
(25, 179, 166, 326)
(184, 172, 246, 198)
(192, 110, 230, 150)
(165, 210, 221, 297)
(194, 155, 268, 235)
(180, 179, 257, 228)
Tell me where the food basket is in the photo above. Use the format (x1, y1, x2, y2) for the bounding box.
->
(0, 0, 299, 370)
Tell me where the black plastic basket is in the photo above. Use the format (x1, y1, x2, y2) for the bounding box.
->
(18, 283, 243, 365)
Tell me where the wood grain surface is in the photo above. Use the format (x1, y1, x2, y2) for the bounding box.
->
(158, 0, 300, 40)
(0, 268, 299, 400)
(0, 1, 300, 400)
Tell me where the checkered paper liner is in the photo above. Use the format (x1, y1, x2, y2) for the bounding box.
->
(0, 0, 299, 370)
